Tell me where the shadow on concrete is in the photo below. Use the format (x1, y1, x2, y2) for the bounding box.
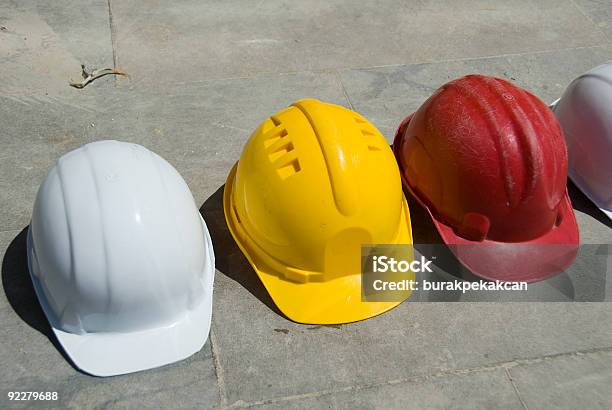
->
(568, 179, 612, 229)
(1, 226, 78, 371)
(200, 185, 285, 319)
(406, 192, 478, 285)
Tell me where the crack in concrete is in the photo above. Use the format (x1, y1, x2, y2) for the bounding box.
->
(210, 323, 229, 409)
(505, 367, 529, 410)
(335, 69, 355, 111)
(229, 346, 612, 408)
(106, 0, 119, 86)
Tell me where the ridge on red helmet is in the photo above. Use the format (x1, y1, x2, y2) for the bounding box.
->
(393, 74, 579, 283)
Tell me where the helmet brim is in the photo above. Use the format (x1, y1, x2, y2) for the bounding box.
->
(430, 193, 579, 283)
(254, 267, 405, 325)
(432, 193, 579, 282)
(27, 217, 215, 377)
(224, 163, 413, 325)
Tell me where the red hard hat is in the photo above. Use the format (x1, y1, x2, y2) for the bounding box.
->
(393, 75, 579, 282)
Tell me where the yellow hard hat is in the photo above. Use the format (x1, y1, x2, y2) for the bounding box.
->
(224, 99, 413, 324)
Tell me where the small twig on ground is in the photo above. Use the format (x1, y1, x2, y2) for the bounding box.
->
(69, 64, 128, 89)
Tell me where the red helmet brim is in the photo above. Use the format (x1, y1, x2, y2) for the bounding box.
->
(431, 192, 579, 283)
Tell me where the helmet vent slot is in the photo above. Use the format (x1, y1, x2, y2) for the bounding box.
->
(270, 115, 282, 126)
(355, 118, 383, 151)
(263, 128, 288, 148)
(361, 129, 376, 137)
(277, 159, 301, 180)
(268, 142, 295, 162)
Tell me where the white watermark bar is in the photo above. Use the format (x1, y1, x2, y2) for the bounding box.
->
(361, 244, 611, 302)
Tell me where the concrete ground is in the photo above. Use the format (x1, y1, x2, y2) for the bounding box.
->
(1, 0, 612, 409)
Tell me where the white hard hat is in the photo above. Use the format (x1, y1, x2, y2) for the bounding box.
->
(552, 62, 612, 220)
(27, 140, 215, 376)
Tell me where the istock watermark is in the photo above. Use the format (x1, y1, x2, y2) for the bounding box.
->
(362, 245, 529, 302)
(372, 255, 433, 273)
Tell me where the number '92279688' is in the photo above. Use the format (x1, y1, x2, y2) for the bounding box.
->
(7, 391, 58, 401)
